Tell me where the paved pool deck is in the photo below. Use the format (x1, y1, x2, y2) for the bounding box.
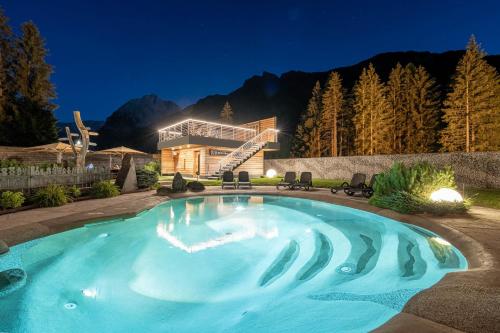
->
(1, 187, 499, 333)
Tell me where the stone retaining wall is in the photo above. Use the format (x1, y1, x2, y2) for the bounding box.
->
(264, 152, 500, 188)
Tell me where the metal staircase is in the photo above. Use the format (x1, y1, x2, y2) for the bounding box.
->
(213, 128, 278, 177)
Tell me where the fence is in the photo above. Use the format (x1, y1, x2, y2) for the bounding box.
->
(0, 166, 112, 192)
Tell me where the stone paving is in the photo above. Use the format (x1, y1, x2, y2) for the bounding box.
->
(1, 186, 499, 332)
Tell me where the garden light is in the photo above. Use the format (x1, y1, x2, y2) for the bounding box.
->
(430, 188, 463, 203)
(266, 169, 277, 178)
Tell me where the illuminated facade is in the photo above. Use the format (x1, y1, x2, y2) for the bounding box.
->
(158, 117, 279, 177)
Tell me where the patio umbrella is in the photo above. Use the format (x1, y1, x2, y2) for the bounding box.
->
(25, 142, 79, 163)
(94, 146, 148, 168)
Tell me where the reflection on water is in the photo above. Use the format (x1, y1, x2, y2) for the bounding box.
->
(0, 195, 467, 333)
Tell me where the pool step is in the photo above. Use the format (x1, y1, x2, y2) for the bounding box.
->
(259, 240, 299, 287)
(295, 231, 333, 282)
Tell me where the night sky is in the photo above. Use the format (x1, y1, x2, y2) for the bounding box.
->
(4, 0, 500, 121)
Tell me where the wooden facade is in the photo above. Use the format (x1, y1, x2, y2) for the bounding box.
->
(159, 117, 278, 177)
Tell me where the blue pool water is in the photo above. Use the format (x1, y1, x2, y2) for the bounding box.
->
(0, 195, 467, 333)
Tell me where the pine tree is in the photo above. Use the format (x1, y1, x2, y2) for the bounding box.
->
(338, 95, 355, 156)
(387, 63, 406, 153)
(220, 101, 234, 123)
(15, 22, 56, 110)
(353, 64, 390, 155)
(407, 65, 440, 153)
(321, 72, 345, 156)
(303, 81, 322, 157)
(291, 121, 307, 157)
(441, 36, 500, 152)
(8, 21, 58, 145)
(0, 6, 15, 142)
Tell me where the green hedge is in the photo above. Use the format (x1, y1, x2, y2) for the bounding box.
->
(0, 191, 25, 209)
(136, 169, 159, 189)
(35, 184, 69, 207)
(369, 162, 469, 215)
(91, 181, 120, 198)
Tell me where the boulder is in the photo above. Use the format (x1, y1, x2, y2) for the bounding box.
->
(156, 186, 173, 196)
(187, 181, 205, 192)
(172, 172, 187, 193)
(115, 154, 138, 193)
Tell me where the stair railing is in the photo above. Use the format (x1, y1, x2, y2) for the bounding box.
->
(218, 128, 279, 174)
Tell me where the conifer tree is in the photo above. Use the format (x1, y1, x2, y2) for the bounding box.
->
(387, 63, 406, 153)
(303, 81, 322, 157)
(406, 65, 440, 153)
(0, 7, 15, 142)
(338, 95, 355, 156)
(441, 36, 500, 152)
(321, 72, 345, 156)
(8, 21, 58, 145)
(291, 121, 308, 157)
(220, 101, 234, 123)
(353, 64, 390, 155)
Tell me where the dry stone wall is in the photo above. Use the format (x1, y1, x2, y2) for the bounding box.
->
(264, 152, 500, 188)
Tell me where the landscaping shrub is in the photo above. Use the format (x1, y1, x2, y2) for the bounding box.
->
(136, 168, 159, 188)
(369, 162, 469, 215)
(65, 185, 81, 198)
(143, 161, 161, 174)
(90, 181, 120, 198)
(171, 172, 187, 192)
(0, 159, 24, 168)
(0, 191, 25, 209)
(35, 184, 69, 207)
(187, 181, 205, 192)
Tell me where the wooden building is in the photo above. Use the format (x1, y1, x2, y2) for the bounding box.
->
(158, 117, 279, 178)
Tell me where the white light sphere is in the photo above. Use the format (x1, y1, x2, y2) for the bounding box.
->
(265, 169, 277, 178)
(430, 188, 463, 203)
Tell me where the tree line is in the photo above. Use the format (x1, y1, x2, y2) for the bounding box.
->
(291, 36, 500, 158)
(0, 6, 58, 147)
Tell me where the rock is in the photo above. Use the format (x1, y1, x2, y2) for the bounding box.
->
(156, 186, 173, 196)
(172, 172, 187, 193)
(0, 268, 27, 297)
(0, 240, 8, 255)
(115, 154, 138, 193)
(187, 181, 205, 192)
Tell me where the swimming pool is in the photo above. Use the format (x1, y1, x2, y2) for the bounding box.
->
(0, 195, 467, 332)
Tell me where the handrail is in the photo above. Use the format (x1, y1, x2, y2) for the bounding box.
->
(158, 118, 257, 143)
(218, 128, 278, 173)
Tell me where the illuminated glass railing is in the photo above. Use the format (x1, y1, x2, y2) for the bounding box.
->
(158, 119, 258, 143)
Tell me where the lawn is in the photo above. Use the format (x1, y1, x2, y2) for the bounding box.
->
(158, 175, 346, 188)
(465, 188, 500, 209)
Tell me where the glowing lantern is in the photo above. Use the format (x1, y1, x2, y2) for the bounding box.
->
(430, 188, 463, 203)
(266, 169, 277, 178)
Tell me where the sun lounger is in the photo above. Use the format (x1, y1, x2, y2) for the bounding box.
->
(292, 172, 313, 191)
(221, 171, 236, 189)
(276, 172, 297, 190)
(331, 173, 366, 195)
(237, 171, 252, 189)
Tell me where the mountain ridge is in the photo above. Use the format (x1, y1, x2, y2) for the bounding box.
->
(96, 50, 500, 154)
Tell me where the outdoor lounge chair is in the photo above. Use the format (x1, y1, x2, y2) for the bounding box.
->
(237, 171, 252, 189)
(221, 171, 236, 189)
(331, 173, 366, 195)
(276, 172, 297, 190)
(361, 174, 379, 198)
(292, 172, 313, 191)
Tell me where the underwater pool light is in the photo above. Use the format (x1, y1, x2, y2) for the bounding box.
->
(82, 288, 98, 298)
(64, 302, 77, 309)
